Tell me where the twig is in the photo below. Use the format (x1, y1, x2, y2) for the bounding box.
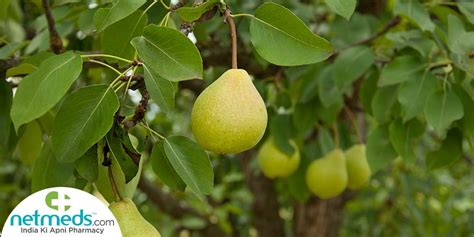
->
(350, 15, 401, 47)
(42, 0, 63, 54)
(225, 9, 238, 69)
(123, 89, 150, 129)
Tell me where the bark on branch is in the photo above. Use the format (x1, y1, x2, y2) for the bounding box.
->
(42, 0, 63, 54)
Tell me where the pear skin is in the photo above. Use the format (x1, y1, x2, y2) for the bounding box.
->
(109, 198, 161, 237)
(345, 144, 371, 190)
(306, 149, 348, 199)
(257, 138, 300, 178)
(191, 69, 267, 154)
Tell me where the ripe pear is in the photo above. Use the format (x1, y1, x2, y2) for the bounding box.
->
(345, 144, 371, 190)
(109, 198, 161, 237)
(191, 69, 267, 154)
(257, 138, 300, 178)
(306, 149, 348, 199)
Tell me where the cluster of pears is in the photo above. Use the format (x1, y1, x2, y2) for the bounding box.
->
(109, 198, 161, 237)
(191, 69, 267, 154)
(306, 145, 371, 199)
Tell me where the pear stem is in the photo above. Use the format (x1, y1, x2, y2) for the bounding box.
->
(225, 9, 238, 69)
(332, 123, 340, 149)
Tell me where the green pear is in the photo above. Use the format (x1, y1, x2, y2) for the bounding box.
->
(345, 144, 371, 190)
(109, 198, 161, 237)
(257, 138, 300, 178)
(191, 69, 267, 154)
(306, 149, 348, 199)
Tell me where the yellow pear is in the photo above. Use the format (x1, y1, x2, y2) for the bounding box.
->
(306, 149, 347, 199)
(257, 138, 300, 178)
(191, 69, 267, 154)
(109, 198, 161, 237)
(345, 144, 371, 190)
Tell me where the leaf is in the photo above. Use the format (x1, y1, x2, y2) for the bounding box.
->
(102, 10, 148, 63)
(74, 145, 99, 182)
(398, 71, 438, 121)
(176, 0, 221, 22)
(394, 0, 435, 32)
(270, 114, 295, 156)
(386, 30, 436, 58)
(359, 69, 378, 115)
(371, 85, 398, 123)
(379, 55, 425, 86)
(293, 101, 319, 133)
(249, 2, 333, 66)
(151, 140, 186, 191)
(94, 0, 147, 32)
(163, 136, 214, 196)
(10, 52, 82, 131)
(132, 25, 202, 81)
(325, 0, 357, 20)
(318, 66, 343, 107)
(31, 139, 74, 192)
(105, 124, 140, 183)
(0, 41, 27, 60)
(424, 90, 464, 136)
(333, 45, 374, 89)
(287, 156, 311, 202)
(6, 63, 37, 77)
(426, 129, 462, 170)
(459, 2, 474, 24)
(453, 85, 474, 136)
(0, 79, 15, 157)
(52, 85, 120, 162)
(389, 119, 424, 162)
(143, 64, 176, 112)
(17, 121, 43, 165)
(367, 125, 398, 173)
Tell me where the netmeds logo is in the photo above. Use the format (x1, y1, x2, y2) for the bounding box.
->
(1, 187, 122, 236)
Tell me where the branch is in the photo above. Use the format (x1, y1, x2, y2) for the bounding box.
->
(123, 89, 149, 129)
(350, 15, 401, 47)
(42, 0, 63, 54)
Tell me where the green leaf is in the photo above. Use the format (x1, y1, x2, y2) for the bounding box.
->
(386, 30, 436, 58)
(325, 0, 357, 20)
(293, 101, 319, 133)
(0, 79, 15, 157)
(454, 85, 474, 136)
(94, 0, 146, 32)
(426, 129, 462, 170)
(371, 85, 398, 123)
(17, 121, 43, 165)
(52, 85, 120, 162)
(287, 156, 311, 202)
(31, 139, 74, 192)
(10, 52, 82, 131)
(447, 15, 474, 76)
(105, 124, 140, 183)
(131, 25, 203, 81)
(6, 63, 37, 77)
(163, 136, 213, 196)
(333, 45, 374, 89)
(102, 10, 148, 63)
(459, 2, 474, 24)
(270, 114, 295, 156)
(394, 0, 435, 32)
(398, 71, 438, 121)
(0, 41, 27, 60)
(176, 0, 221, 22)
(74, 145, 99, 182)
(359, 69, 378, 115)
(379, 55, 425, 86)
(151, 140, 186, 191)
(367, 125, 398, 173)
(318, 66, 343, 107)
(143, 64, 176, 112)
(424, 90, 464, 136)
(249, 2, 333, 66)
(389, 119, 424, 162)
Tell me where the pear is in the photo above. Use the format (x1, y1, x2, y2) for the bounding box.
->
(345, 144, 371, 190)
(191, 69, 267, 154)
(109, 198, 161, 237)
(257, 138, 300, 178)
(306, 149, 348, 199)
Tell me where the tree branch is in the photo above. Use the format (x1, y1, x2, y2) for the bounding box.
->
(123, 89, 149, 129)
(350, 15, 401, 47)
(42, 0, 63, 54)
